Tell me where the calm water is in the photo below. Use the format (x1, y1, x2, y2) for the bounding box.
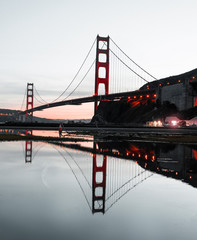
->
(0, 134, 197, 240)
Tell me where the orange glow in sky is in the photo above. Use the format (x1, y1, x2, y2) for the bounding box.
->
(34, 103, 94, 120)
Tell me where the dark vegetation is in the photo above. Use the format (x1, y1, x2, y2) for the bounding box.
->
(92, 100, 179, 124)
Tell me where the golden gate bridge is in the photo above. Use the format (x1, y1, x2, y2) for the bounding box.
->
(17, 35, 197, 214)
(20, 35, 158, 119)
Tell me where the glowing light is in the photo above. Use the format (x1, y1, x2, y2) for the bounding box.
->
(134, 96, 136, 99)
(192, 76, 195, 79)
(145, 154, 148, 160)
(146, 94, 150, 98)
(130, 145, 139, 151)
(151, 120, 162, 127)
(171, 120, 177, 126)
(159, 84, 162, 86)
(153, 94, 157, 98)
(167, 82, 170, 85)
(193, 149, 197, 160)
(140, 95, 143, 98)
(178, 80, 181, 83)
(194, 98, 197, 107)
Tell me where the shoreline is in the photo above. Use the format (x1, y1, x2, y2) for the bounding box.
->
(1, 132, 197, 144)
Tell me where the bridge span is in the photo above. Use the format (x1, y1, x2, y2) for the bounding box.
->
(20, 35, 158, 120)
(22, 89, 155, 114)
(21, 35, 197, 123)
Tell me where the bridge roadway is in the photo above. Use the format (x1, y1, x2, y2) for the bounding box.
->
(22, 89, 155, 114)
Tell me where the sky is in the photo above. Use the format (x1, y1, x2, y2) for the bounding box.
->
(1, 0, 197, 119)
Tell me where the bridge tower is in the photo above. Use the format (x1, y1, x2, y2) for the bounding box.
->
(26, 83, 34, 121)
(25, 140, 32, 163)
(92, 143, 107, 214)
(94, 35, 110, 113)
(25, 130, 32, 163)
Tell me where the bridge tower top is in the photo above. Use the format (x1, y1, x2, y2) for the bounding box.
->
(94, 35, 110, 113)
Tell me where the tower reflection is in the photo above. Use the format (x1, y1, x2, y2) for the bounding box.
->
(25, 130, 32, 163)
(92, 142, 107, 213)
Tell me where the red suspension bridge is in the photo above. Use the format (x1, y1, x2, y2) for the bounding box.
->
(20, 35, 158, 120)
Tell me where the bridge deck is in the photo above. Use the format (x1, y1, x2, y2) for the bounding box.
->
(22, 89, 155, 113)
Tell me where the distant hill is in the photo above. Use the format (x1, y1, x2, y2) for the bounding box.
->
(0, 109, 90, 124)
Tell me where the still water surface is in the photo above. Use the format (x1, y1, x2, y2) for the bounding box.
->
(0, 135, 197, 240)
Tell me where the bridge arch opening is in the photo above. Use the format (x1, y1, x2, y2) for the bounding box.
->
(99, 41, 107, 50)
(97, 84, 106, 96)
(96, 157, 105, 167)
(94, 200, 103, 209)
(99, 53, 107, 63)
(96, 172, 103, 183)
(99, 67, 107, 79)
(95, 187, 103, 196)
(28, 96, 33, 102)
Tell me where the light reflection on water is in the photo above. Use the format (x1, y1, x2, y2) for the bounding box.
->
(0, 137, 197, 240)
(33, 130, 58, 137)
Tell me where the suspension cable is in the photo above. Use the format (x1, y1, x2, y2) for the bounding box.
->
(106, 169, 146, 201)
(20, 88, 27, 111)
(105, 173, 153, 213)
(110, 38, 157, 80)
(30, 37, 96, 105)
(56, 147, 92, 211)
(62, 41, 107, 100)
(51, 37, 97, 103)
(34, 87, 48, 104)
(109, 47, 149, 83)
(63, 148, 91, 189)
(62, 59, 96, 101)
(32, 57, 95, 105)
(34, 94, 47, 105)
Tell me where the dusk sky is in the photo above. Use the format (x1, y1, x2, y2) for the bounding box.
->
(1, 0, 197, 119)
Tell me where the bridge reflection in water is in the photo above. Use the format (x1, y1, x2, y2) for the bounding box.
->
(24, 137, 197, 214)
